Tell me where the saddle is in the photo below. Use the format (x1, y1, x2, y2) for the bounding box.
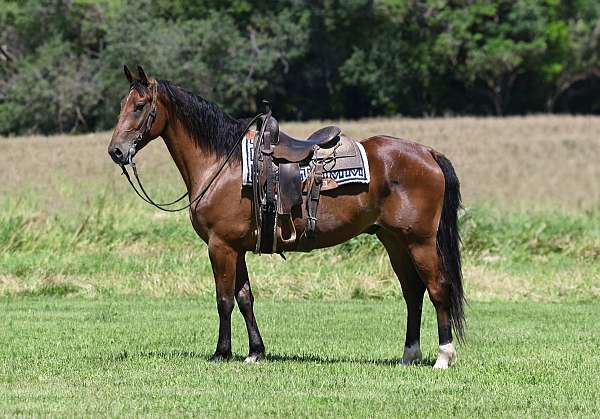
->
(273, 126, 341, 162)
(252, 107, 341, 254)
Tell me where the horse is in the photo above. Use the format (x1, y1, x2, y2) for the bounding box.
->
(108, 65, 465, 369)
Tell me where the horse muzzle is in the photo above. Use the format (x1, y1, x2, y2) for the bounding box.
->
(108, 141, 137, 165)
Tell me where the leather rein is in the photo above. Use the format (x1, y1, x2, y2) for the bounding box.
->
(119, 81, 264, 213)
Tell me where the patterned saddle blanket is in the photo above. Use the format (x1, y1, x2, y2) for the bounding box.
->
(242, 133, 370, 188)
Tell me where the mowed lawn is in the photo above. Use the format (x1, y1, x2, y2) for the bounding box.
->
(1, 297, 599, 417)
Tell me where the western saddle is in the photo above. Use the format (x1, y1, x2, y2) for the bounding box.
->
(252, 105, 341, 254)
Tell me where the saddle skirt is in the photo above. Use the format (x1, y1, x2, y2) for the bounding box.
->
(242, 132, 370, 188)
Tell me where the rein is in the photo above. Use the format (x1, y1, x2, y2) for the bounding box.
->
(119, 82, 264, 212)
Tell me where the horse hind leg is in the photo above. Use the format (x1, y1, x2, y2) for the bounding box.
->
(377, 230, 426, 365)
(408, 240, 458, 369)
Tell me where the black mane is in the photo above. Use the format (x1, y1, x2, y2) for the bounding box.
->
(156, 80, 247, 159)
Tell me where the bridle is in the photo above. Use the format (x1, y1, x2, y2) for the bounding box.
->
(119, 80, 265, 213)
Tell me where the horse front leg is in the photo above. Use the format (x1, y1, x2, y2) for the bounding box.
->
(207, 238, 238, 362)
(235, 253, 265, 363)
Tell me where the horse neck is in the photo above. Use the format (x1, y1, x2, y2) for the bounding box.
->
(160, 117, 228, 195)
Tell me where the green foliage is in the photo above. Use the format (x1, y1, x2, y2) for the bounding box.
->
(544, 0, 600, 111)
(1, 0, 600, 134)
(461, 205, 600, 260)
(0, 37, 101, 133)
(340, 1, 433, 115)
(98, 4, 307, 115)
(431, 1, 549, 114)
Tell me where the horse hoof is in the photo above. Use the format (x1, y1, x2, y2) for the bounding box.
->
(433, 342, 457, 369)
(401, 343, 422, 366)
(208, 352, 232, 363)
(244, 353, 264, 364)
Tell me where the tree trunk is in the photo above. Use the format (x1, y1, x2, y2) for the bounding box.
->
(547, 69, 600, 112)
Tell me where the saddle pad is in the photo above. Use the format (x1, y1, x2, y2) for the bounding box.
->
(242, 134, 370, 187)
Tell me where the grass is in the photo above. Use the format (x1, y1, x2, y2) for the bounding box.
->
(1, 199, 598, 301)
(1, 297, 599, 417)
(2, 115, 599, 210)
(0, 116, 600, 301)
(0, 116, 597, 300)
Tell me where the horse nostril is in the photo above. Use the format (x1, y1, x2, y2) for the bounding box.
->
(113, 148, 123, 157)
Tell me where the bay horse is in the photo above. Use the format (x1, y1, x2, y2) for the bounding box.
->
(108, 66, 465, 368)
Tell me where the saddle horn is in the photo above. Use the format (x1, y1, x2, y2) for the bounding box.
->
(262, 100, 272, 114)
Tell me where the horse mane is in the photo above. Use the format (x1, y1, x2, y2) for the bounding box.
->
(151, 79, 247, 160)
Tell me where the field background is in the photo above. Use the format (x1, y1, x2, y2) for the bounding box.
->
(1, 116, 599, 300)
(1, 116, 600, 416)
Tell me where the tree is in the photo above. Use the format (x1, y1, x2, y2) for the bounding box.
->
(2, 0, 600, 135)
(544, 0, 600, 111)
(339, 0, 436, 116)
(431, 1, 549, 115)
(98, 1, 310, 119)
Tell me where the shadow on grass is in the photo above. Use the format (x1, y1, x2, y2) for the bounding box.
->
(108, 350, 208, 361)
(17, 283, 81, 297)
(265, 352, 436, 367)
(104, 349, 435, 367)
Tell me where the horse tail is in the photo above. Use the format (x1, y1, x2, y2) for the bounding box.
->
(432, 152, 466, 342)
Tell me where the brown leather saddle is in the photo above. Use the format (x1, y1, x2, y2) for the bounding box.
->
(252, 107, 341, 254)
(273, 126, 341, 162)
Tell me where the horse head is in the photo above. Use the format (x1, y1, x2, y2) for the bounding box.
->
(108, 65, 167, 165)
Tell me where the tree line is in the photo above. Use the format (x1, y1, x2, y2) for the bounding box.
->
(1, 0, 599, 136)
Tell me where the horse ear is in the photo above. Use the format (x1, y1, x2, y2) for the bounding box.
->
(137, 65, 149, 86)
(124, 65, 134, 84)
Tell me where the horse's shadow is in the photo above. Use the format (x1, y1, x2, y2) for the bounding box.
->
(107, 350, 436, 367)
(265, 352, 436, 367)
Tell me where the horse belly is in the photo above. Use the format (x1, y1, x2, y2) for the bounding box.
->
(291, 183, 378, 251)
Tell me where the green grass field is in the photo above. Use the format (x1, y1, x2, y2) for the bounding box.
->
(2, 297, 599, 417)
(1, 201, 599, 302)
(1, 117, 599, 416)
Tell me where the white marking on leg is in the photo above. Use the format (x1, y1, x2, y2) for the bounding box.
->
(433, 342, 457, 369)
(401, 342, 422, 365)
(244, 353, 263, 364)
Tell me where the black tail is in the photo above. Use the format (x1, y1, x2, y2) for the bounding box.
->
(432, 152, 465, 342)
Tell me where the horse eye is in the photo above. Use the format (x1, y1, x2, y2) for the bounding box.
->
(134, 102, 145, 112)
